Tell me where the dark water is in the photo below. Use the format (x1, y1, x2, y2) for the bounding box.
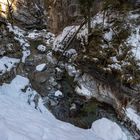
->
(48, 72, 117, 129)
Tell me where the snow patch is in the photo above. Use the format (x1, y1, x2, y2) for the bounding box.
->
(91, 118, 127, 140)
(54, 90, 63, 97)
(0, 57, 20, 75)
(127, 26, 140, 60)
(27, 30, 55, 45)
(37, 45, 46, 52)
(126, 108, 140, 130)
(7, 23, 30, 63)
(36, 63, 47, 72)
(65, 64, 77, 77)
(75, 84, 92, 98)
(104, 30, 114, 41)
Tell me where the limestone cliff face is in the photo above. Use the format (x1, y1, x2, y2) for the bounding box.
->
(47, 0, 82, 34)
(0, 0, 102, 32)
(13, 0, 47, 25)
(47, 0, 103, 33)
(0, 0, 47, 26)
(0, 0, 82, 31)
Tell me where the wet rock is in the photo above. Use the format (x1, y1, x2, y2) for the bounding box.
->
(25, 60, 35, 67)
(46, 96, 59, 106)
(52, 102, 70, 121)
(49, 77, 58, 87)
(33, 71, 48, 84)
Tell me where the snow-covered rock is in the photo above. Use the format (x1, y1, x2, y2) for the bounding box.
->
(91, 118, 127, 140)
(27, 30, 55, 45)
(55, 90, 63, 97)
(36, 63, 47, 72)
(75, 84, 92, 98)
(27, 30, 42, 39)
(65, 64, 77, 77)
(37, 45, 47, 53)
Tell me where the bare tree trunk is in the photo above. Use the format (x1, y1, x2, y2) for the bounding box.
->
(87, 7, 91, 35)
(6, 0, 15, 26)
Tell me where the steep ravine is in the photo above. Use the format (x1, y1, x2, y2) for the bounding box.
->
(0, 21, 138, 139)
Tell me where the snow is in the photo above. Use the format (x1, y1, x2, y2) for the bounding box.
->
(91, 13, 106, 26)
(108, 63, 122, 71)
(36, 63, 46, 72)
(0, 75, 130, 140)
(126, 108, 140, 130)
(54, 90, 63, 97)
(75, 84, 92, 98)
(55, 13, 105, 46)
(128, 11, 140, 20)
(53, 26, 78, 52)
(0, 75, 101, 140)
(37, 45, 47, 52)
(27, 30, 55, 45)
(110, 56, 118, 63)
(104, 30, 114, 41)
(65, 64, 77, 77)
(64, 49, 77, 58)
(27, 30, 42, 39)
(53, 12, 107, 52)
(0, 57, 20, 75)
(7, 24, 30, 63)
(91, 118, 127, 140)
(127, 26, 140, 60)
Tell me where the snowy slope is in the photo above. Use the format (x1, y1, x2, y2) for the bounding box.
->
(0, 75, 129, 140)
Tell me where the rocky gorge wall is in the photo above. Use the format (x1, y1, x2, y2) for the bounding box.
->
(0, 0, 47, 26)
(0, 0, 103, 33)
(46, 0, 103, 33)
